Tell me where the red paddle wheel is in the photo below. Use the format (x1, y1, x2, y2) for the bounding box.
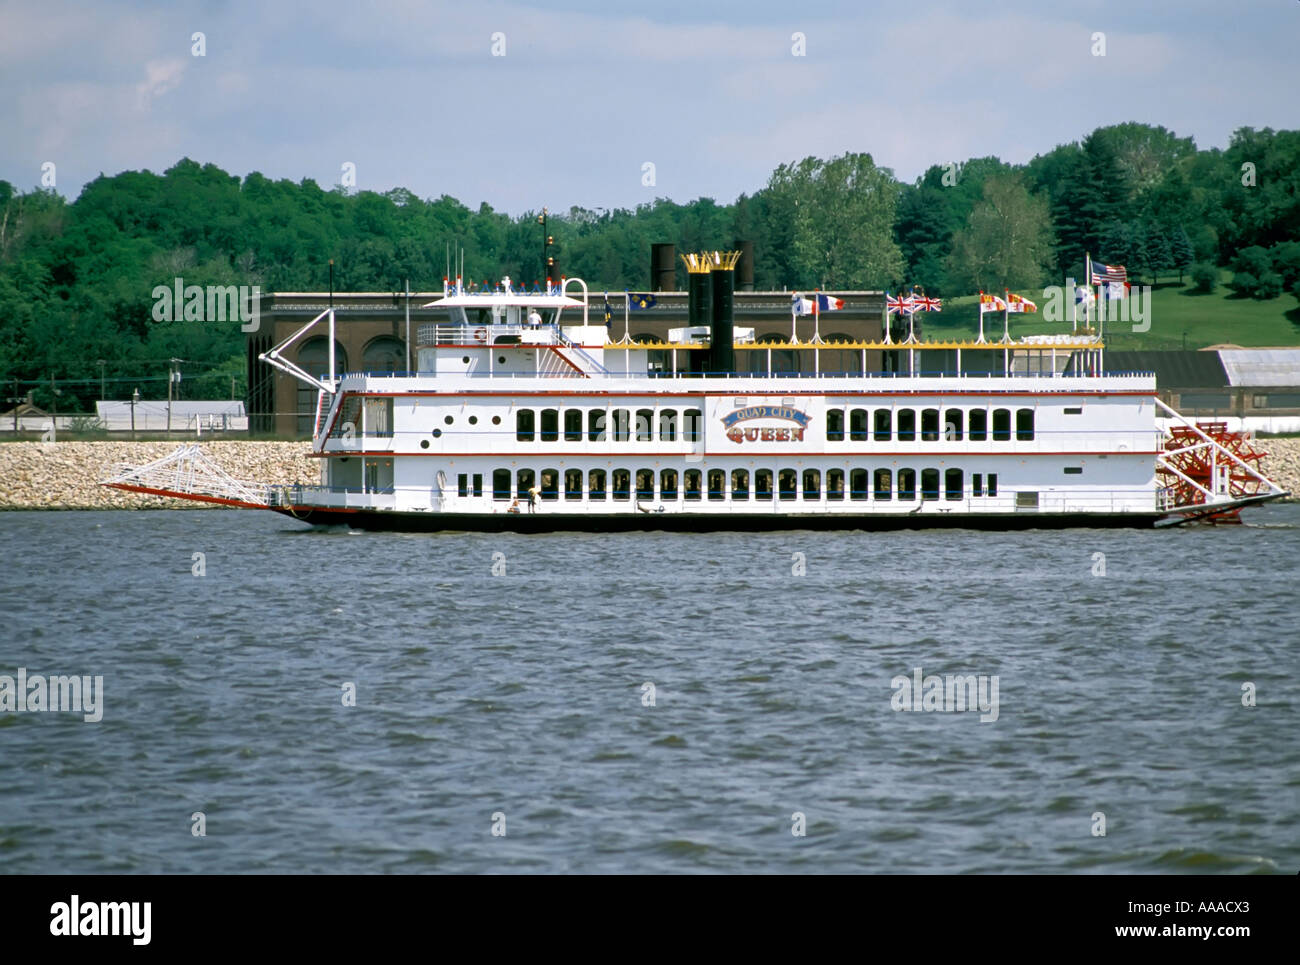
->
(1156, 422, 1269, 522)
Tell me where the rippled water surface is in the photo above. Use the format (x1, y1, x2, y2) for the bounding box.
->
(1, 506, 1298, 873)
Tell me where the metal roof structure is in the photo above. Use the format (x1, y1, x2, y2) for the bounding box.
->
(1104, 350, 1228, 388)
(1217, 349, 1300, 387)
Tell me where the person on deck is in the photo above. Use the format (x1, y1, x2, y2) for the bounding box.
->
(528, 308, 542, 329)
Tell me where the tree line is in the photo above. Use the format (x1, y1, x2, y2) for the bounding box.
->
(1, 122, 1297, 411)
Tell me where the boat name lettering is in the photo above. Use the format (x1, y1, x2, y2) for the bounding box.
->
(720, 406, 811, 429)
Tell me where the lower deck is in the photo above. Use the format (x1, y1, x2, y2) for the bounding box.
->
(273, 504, 1162, 532)
(295, 451, 1161, 518)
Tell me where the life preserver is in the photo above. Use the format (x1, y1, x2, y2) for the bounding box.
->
(474, 328, 488, 343)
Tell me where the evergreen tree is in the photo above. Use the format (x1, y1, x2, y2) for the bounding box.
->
(1170, 226, 1194, 282)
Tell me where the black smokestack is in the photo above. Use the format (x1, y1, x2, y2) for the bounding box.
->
(711, 260, 735, 374)
(734, 240, 754, 291)
(651, 243, 676, 292)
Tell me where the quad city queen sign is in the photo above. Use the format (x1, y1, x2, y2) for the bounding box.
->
(721, 404, 812, 443)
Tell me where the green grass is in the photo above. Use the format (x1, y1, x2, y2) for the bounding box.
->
(917, 272, 1300, 350)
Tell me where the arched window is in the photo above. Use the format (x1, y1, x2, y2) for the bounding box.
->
(732, 469, 750, 500)
(921, 468, 940, 500)
(897, 409, 916, 441)
(540, 468, 559, 500)
(921, 408, 940, 442)
(635, 408, 654, 442)
(945, 408, 963, 441)
(516, 409, 535, 442)
(588, 469, 607, 500)
(612, 468, 631, 500)
(826, 409, 845, 442)
(992, 408, 1011, 441)
(850, 408, 869, 442)
(361, 335, 405, 374)
(660, 469, 679, 499)
(516, 468, 535, 498)
(492, 468, 511, 500)
(683, 408, 703, 443)
(563, 409, 582, 441)
(802, 469, 821, 499)
(778, 469, 797, 500)
(874, 409, 891, 442)
(1016, 408, 1035, 441)
(588, 410, 606, 441)
(707, 468, 726, 500)
(827, 469, 846, 501)
(873, 468, 892, 500)
(611, 409, 630, 442)
(898, 468, 917, 500)
(540, 408, 559, 442)
(969, 409, 988, 442)
(755, 469, 774, 500)
(564, 468, 583, 500)
(850, 468, 870, 500)
(945, 468, 963, 500)
(635, 468, 655, 499)
(659, 409, 678, 442)
(684, 469, 702, 500)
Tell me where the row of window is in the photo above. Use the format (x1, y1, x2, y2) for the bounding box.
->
(479, 467, 1000, 502)
(509, 407, 1036, 443)
(826, 407, 1035, 442)
(515, 408, 703, 442)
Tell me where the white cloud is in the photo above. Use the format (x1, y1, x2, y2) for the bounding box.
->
(135, 59, 186, 110)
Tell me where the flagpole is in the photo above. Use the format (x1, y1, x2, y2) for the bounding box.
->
(812, 293, 819, 345)
(882, 294, 892, 346)
(620, 292, 632, 345)
(1001, 288, 1011, 344)
(977, 291, 986, 344)
(791, 301, 798, 344)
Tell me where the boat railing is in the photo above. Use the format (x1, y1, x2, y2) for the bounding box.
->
(332, 368, 1158, 381)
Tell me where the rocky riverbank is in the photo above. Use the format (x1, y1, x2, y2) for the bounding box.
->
(0, 441, 316, 509)
(1, 437, 1297, 510)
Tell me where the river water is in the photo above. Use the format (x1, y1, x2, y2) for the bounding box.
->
(1, 506, 1297, 873)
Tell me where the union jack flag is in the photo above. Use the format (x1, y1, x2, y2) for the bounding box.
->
(885, 292, 915, 315)
(912, 293, 942, 312)
(1090, 260, 1127, 286)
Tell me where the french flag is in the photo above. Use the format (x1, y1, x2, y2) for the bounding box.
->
(816, 294, 844, 311)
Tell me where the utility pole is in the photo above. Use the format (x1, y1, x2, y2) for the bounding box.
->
(538, 207, 553, 286)
(167, 358, 182, 439)
(131, 387, 138, 440)
(97, 359, 106, 401)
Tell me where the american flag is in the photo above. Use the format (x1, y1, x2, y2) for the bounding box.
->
(912, 293, 942, 312)
(1090, 260, 1127, 286)
(886, 292, 915, 315)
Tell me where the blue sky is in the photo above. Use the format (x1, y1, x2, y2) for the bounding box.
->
(2, 0, 1297, 214)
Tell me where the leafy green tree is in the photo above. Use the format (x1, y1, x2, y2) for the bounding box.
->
(1189, 262, 1218, 293)
(765, 153, 904, 289)
(946, 172, 1054, 292)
